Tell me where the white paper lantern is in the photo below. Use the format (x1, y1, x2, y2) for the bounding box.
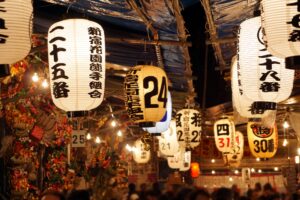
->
(132, 139, 151, 164)
(167, 148, 190, 171)
(48, 19, 105, 111)
(262, 0, 300, 68)
(158, 120, 179, 157)
(223, 131, 244, 167)
(167, 151, 181, 169)
(143, 91, 172, 134)
(175, 109, 201, 149)
(214, 117, 235, 154)
(0, 0, 32, 64)
(237, 16, 294, 109)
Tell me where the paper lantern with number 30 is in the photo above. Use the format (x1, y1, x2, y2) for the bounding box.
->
(124, 65, 168, 124)
(247, 122, 278, 158)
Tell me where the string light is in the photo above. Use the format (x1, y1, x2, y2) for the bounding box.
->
(258, 169, 262, 173)
(295, 156, 300, 164)
(95, 136, 101, 144)
(234, 170, 239, 174)
(111, 120, 117, 127)
(117, 130, 122, 137)
(274, 167, 279, 171)
(32, 72, 39, 82)
(211, 170, 215, 174)
(251, 168, 255, 173)
(211, 159, 215, 163)
(229, 177, 233, 182)
(256, 158, 260, 162)
(86, 133, 91, 140)
(42, 79, 48, 88)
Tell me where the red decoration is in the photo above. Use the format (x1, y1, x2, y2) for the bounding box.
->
(190, 162, 200, 178)
(30, 125, 44, 141)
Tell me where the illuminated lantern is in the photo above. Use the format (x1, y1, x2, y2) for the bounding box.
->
(231, 57, 276, 119)
(158, 120, 179, 157)
(214, 117, 235, 154)
(132, 139, 151, 164)
(262, 0, 300, 69)
(175, 109, 201, 149)
(143, 91, 172, 134)
(237, 17, 294, 112)
(124, 65, 168, 124)
(0, 0, 32, 64)
(167, 149, 191, 171)
(247, 122, 278, 158)
(167, 151, 181, 169)
(223, 131, 244, 167)
(48, 19, 105, 111)
(190, 162, 200, 178)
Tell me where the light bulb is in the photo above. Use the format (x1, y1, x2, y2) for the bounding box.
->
(283, 139, 288, 147)
(32, 73, 39, 82)
(234, 170, 239, 174)
(283, 121, 289, 129)
(251, 168, 255, 173)
(297, 148, 300, 155)
(111, 120, 116, 127)
(258, 169, 262, 173)
(86, 133, 91, 140)
(117, 130, 122, 137)
(295, 156, 300, 164)
(211, 170, 215, 174)
(229, 177, 233, 182)
(274, 167, 279, 171)
(42, 79, 48, 88)
(95, 136, 101, 144)
(211, 159, 215, 163)
(256, 158, 260, 162)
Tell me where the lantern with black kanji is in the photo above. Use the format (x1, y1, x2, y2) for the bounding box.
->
(0, 0, 32, 64)
(175, 109, 201, 149)
(247, 122, 278, 158)
(48, 19, 105, 111)
(237, 16, 294, 113)
(214, 117, 235, 154)
(262, 0, 300, 69)
(190, 162, 200, 178)
(143, 91, 172, 134)
(124, 65, 168, 124)
(132, 139, 151, 164)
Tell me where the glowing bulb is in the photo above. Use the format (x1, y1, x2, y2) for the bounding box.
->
(297, 148, 300, 155)
(211, 170, 215, 174)
(86, 133, 91, 140)
(283, 121, 289, 129)
(32, 73, 39, 82)
(256, 158, 260, 162)
(234, 170, 239, 174)
(229, 177, 233, 182)
(126, 144, 132, 151)
(111, 120, 116, 127)
(42, 79, 48, 88)
(117, 130, 122, 137)
(274, 167, 279, 171)
(283, 139, 288, 147)
(95, 136, 101, 144)
(258, 169, 262, 173)
(211, 159, 215, 163)
(295, 156, 300, 164)
(251, 168, 255, 173)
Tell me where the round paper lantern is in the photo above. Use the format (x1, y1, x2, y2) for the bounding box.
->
(143, 91, 172, 134)
(0, 0, 32, 64)
(158, 120, 179, 157)
(132, 139, 151, 164)
(48, 19, 105, 111)
(247, 122, 278, 158)
(190, 162, 200, 178)
(231, 57, 276, 119)
(223, 131, 244, 167)
(237, 16, 294, 109)
(175, 109, 201, 149)
(124, 65, 168, 124)
(214, 117, 235, 154)
(262, 0, 300, 69)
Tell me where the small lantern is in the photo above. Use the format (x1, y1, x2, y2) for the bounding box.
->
(48, 19, 105, 111)
(175, 109, 201, 149)
(167, 151, 181, 169)
(262, 0, 300, 69)
(132, 139, 151, 164)
(214, 117, 235, 154)
(158, 120, 179, 157)
(190, 162, 200, 178)
(223, 131, 244, 167)
(124, 65, 168, 124)
(143, 91, 172, 134)
(247, 122, 278, 158)
(0, 0, 32, 64)
(237, 16, 294, 112)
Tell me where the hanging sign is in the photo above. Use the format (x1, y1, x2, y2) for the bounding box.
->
(214, 117, 235, 154)
(132, 139, 151, 164)
(71, 130, 86, 148)
(158, 120, 179, 157)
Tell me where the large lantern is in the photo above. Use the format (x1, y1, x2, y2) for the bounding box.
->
(237, 16, 294, 111)
(124, 65, 168, 124)
(0, 0, 32, 64)
(190, 162, 200, 178)
(223, 131, 244, 167)
(262, 0, 300, 69)
(132, 139, 151, 164)
(48, 19, 105, 111)
(143, 91, 172, 134)
(158, 120, 179, 157)
(247, 122, 278, 158)
(175, 109, 201, 149)
(214, 117, 235, 154)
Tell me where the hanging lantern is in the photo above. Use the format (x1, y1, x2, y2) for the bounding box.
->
(190, 162, 200, 178)
(247, 122, 278, 158)
(223, 131, 244, 167)
(132, 139, 151, 164)
(48, 19, 105, 111)
(214, 117, 235, 154)
(158, 120, 179, 157)
(143, 91, 172, 134)
(262, 0, 300, 69)
(167, 151, 181, 169)
(175, 109, 201, 149)
(167, 148, 191, 171)
(237, 16, 294, 112)
(124, 65, 168, 124)
(0, 0, 32, 65)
